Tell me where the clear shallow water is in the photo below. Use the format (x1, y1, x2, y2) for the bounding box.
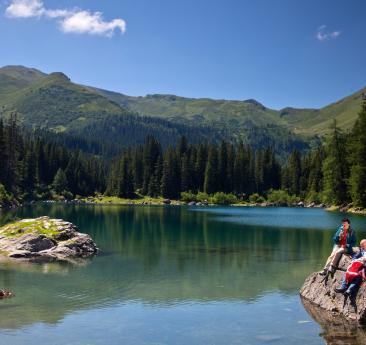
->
(1, 205, 366, 345)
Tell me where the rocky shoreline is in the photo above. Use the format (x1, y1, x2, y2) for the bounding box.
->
(0, 216, 98, 263)
(2, 198, 366, 217)
(300, 255, 366, 324)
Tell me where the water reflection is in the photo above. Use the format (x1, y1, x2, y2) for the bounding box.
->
(0, 204, 365, 334)
(302, 298, 366, 345)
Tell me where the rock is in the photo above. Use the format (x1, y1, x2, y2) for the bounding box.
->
(297, 201, 304, 207)
(340, 203, 353, 213)
(0, 289, 13, 299)
(300, 255, 366, 323)
(163, 199, 171, 204)
(308, 201, 316, 208)
(0, 217, 98, 263)
(188, 201, 196, 206)
(301, 297, 366, 343)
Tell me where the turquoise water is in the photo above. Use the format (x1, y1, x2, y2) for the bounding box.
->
(1, 204, 366, 345)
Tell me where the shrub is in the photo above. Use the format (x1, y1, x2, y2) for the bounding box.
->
(267, 189, 300, 205)
(211, 192, 238, 205)
(181, 191, 197, 202)
(196, 192, 210, 202)
(249, 193, 265, 204)
(0, 184, 13, 206)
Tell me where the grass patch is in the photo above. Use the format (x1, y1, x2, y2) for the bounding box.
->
(0, 219, 60, 238)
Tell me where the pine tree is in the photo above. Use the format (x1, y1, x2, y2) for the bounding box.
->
(322, 120, 348, 204)
(0, 119, 7, 186)
(118, 156, 134, 198)
(161, 148, 180, 199)
(148, 155, 163, 197)
(204, 145, 218, 194)
(287, 149, 302, 195)
(53, 168, 68, 194)
(181, 153, 193, 192)
(142, 137, 161, 195)
(217, 141, 227, 192)
(348, 101, 366, 207)
(195, 144, 207, 191)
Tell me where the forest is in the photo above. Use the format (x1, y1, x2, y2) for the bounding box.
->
(1, 100, 366, 208)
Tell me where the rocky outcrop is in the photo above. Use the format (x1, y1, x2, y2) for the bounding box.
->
(0, 216, 98, 262)
(301, 298, 366, 345)
(300, 255, 366, 323)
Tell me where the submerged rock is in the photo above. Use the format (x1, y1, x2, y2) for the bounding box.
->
(0, 289, 13, 299)
(300, 255, 366, 323)
(0, 216, 98, 262)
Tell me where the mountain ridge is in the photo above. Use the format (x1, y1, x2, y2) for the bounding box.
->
(0, 65, 364, 156)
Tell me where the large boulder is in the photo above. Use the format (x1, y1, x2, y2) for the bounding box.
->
(301, 297, 366, 344)
(300, 255, 366, 323)
(0, 216, 98, 262)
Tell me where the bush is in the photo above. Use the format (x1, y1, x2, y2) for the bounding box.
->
(196, 192, 210, 202)
(249, 193, 265, 204)
(181, 191, 197, 202)
(211, 192, 238, 205)
(306, 191, 324, 204)
(267, 189, 300, 205)
(0, 183, 14, 207)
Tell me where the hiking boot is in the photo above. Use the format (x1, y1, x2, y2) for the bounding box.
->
(334, 287, 347, 293)
(319, 269, 328, 276)
(344, 290, 352, 297)
(328, 266, 337, 277)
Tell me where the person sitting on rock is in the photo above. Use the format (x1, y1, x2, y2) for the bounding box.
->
(320, 218, 356, 276)
(334, 256, 366, 297)
(352, 239, 366, 260)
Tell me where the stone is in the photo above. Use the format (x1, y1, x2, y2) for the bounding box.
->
(300, 255, 366, 323)
(0, 216, 98, 263)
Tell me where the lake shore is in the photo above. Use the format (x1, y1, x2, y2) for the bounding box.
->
(3, 195, 366, 217)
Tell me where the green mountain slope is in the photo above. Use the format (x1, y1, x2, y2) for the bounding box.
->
(89, 87, 287, 128)
(0, 67, 228, 155)
(91, 84, 366, 138)
(279, 87, 366, 134)
(0, 65, 364, 156)
(0, 65, 46, 97)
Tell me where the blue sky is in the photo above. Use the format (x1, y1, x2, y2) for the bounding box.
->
(0, 0, 365, 109)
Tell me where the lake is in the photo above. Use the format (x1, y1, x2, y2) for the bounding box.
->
(1, 204, 366, 345)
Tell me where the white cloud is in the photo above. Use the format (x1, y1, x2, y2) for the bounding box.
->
(5, 0, 126, 37)
(60, 11, 126, 36)
(5, 0, 44, 18)
(316, 25, 341, 42)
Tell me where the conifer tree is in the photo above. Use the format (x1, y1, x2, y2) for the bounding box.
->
(161, 148, 180, 199)
(204, 145, 218, 194)
(53, 168, 68, 194)
(322, 120, 348, 204)
(348, 101, 366, 207)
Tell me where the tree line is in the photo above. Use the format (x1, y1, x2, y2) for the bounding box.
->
(1, 100, 366, 208)
(0, 114, 105, 205)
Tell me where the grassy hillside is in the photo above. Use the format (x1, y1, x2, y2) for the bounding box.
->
(279, 87, 366, 135)
(0, 65, 364, 156)
(0, 67, 227, 155)
(0, 65, 46, 97)
(89, 87, 287, 128)
(91, 84, 366, 139)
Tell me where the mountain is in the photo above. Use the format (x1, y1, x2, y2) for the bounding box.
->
(91, 85, 366, 136)
(0, 65, 364, 156)
(0, 66, 226, 155)
(279, 86, 366, 135)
